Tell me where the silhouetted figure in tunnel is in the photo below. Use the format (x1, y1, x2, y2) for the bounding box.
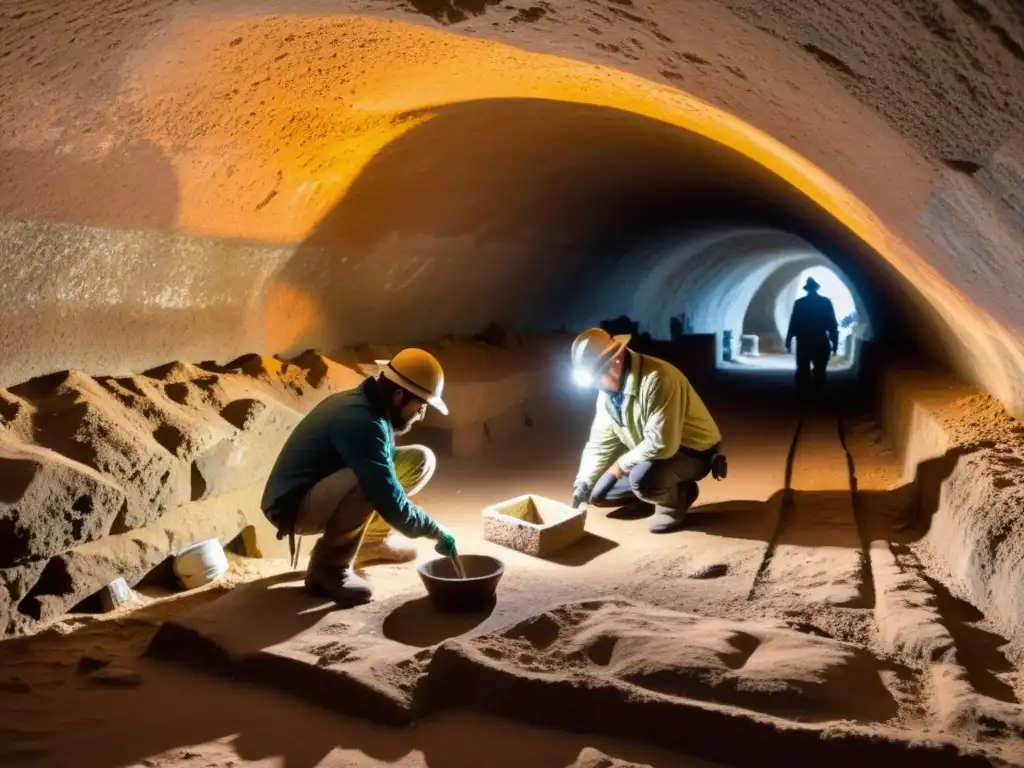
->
(785, 277, 839, 396)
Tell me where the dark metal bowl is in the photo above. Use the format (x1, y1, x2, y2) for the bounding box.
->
(417, 554, 505, 612)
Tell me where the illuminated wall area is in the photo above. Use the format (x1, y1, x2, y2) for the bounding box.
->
(1, 6, 1023, 412)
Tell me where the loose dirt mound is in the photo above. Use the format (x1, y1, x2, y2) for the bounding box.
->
(0, 352, 352, 636)
(463, 602, 899, 723)
(151, 594, 991, 765)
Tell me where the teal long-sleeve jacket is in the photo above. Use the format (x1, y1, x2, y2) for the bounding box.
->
(261, 377, 441, 540)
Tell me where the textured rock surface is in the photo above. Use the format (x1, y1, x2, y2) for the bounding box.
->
(1, 0, 1024, 414)
(876, 364, 1024, 657)
(0, 438, 127, 568)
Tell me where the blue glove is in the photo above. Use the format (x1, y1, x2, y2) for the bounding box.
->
(433, 524, 457, 558)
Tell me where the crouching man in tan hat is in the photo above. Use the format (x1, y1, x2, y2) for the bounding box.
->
(568, 328, 726, 533)
(261, 348, 457, 605)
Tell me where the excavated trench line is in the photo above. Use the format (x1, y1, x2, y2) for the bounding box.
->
(748, 412, 868, 609)
(743, 402, 1023, 761)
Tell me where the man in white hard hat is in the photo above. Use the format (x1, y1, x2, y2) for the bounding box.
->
(261, 348, 458, 605)
(569, 328, 726, 533)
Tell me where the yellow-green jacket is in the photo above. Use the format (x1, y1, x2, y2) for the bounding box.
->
(575, 351, 721, 488)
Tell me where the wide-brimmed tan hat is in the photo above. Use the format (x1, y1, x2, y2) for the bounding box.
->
(570, 328, 631, 376)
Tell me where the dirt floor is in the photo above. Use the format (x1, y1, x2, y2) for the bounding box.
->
(2, 369, 1023, 768)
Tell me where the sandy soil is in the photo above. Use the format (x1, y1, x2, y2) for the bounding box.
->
(1, 0, 1024, 762)
(0, 588, 714, 768)
(3, 368, 1023, 767)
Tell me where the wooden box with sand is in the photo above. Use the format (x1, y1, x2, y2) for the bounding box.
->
(482, 494, 586, 557)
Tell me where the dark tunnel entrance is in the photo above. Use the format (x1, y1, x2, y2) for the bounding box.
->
(267, 97, 924, 383)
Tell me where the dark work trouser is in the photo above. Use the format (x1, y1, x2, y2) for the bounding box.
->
(795, 339, 831, 394)
(588, 444, 719, 512)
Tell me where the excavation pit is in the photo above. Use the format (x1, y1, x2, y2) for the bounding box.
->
(482, 494, 587, 558)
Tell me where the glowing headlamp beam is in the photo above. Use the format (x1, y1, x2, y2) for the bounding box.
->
(573, 368, 595, 388)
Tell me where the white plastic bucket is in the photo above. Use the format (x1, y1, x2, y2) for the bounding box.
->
(173, 538, 229, 590)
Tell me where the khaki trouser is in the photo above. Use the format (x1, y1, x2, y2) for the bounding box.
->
(293, 445, 436, 570)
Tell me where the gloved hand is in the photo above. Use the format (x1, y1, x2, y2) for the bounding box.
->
(571, 481, 591, 509)
(433, 524, 458, 558)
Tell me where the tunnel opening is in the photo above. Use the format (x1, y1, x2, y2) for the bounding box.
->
(725, 261, 866, 374)
(267, 97, 921, 376)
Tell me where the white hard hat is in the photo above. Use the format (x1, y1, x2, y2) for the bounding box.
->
(570, 328, 631, 377)
(375, 348, 448, 415)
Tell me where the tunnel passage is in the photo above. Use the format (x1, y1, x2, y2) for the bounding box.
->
(741, 258, 869, 364)
(4, 5, 1024, 409)
(269, 98, 918, 367)
(559, 226, 874, 370)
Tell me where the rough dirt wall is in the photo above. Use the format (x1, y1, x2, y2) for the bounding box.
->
(0, 350, 356, 637)
(2, 0, 1024, 409)
(876, 363, 1024, 659)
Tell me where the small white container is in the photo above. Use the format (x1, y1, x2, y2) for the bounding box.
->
(482, 494, 586, 558)
(173, 538, 229, 590)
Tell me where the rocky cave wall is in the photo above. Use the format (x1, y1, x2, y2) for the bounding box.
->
(2, 0, 1024, 402)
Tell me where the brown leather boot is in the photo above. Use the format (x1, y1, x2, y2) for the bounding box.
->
(304, 562, 373, 606)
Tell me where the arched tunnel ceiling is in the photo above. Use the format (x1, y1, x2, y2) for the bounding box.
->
(2, 1, 1024, 411)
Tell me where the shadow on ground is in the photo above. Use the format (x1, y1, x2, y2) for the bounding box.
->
(383, 595, 495, 647)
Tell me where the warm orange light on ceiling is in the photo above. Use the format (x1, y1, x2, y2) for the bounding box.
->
(125, 12, 1023, 406)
